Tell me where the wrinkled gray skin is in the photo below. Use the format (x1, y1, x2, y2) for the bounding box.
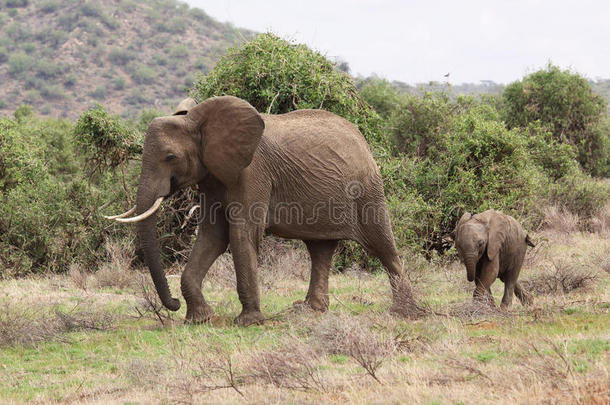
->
(454, 210, 534, 308)
(134, 96, 413, 326)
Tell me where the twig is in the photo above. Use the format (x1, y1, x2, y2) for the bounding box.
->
(267, 92, 280, 113)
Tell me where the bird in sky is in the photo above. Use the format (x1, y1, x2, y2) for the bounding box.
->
(444, 72, 450, 78)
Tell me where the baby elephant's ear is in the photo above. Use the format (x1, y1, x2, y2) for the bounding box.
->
(173, 98, 198, 115)
(487, 213, 507, 261)
(187, 96, 264, 186)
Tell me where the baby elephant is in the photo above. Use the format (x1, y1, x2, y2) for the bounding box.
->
(454, 210, 534, 308)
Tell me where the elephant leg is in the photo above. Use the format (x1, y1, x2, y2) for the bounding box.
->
(500, 280, 515, 309)
(181, 215, 229, 324)
(298, 239, 338, 312)
(230, 223, 265, 326)
(474, 257, 498, 307)
(514, 282, 533, 306)
(361, 223, 418, 317)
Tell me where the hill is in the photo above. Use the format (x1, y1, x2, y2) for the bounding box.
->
(0, 0, 253, 119)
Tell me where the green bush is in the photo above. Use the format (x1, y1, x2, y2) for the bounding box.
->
(0, 114, 134, 275)
(89, 86, 108, 101)
(131, 66, 156, 84)
(169, 44, 190, 59)
(192, 33, 384, 149)
(39, 84, 65, 100)
(39, 0, 59, 13)
(394, 108, 546, 252)
(546, 171, 610, 218)
(503, 64, 608, 176)
(35, 59, 63, 79)
(8, 52, 34, 77)
(108, 48, 135, 66)
(21, 43, 36, 54)
(73, 105, 142, 171)
(113, 77, 126, 90)
(358, 78, 403, 119)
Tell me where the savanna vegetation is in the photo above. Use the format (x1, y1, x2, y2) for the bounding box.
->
(0, 24, 609, 405)
(0, 0, 253, 119)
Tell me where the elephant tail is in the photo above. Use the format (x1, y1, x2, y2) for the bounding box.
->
(525, 234, 535, 248)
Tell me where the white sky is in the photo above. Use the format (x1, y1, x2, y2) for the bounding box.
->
(183, 0, 610, 85)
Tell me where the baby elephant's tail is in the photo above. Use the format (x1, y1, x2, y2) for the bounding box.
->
(525, 235, 535, 248)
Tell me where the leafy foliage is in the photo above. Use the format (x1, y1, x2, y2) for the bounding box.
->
(191, 33, 385, 149)
(0, 111, 133, 275)
(73, 105, 142, 171)
(503, 64, 609, 176)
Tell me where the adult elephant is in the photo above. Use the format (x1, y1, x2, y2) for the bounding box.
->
(106, 96, 417, 326)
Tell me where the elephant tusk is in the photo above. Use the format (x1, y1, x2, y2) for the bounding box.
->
(116, 197, 164, 223)
(102, 206, 136, 220)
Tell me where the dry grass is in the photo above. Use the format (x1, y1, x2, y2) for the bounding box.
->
(0, 300, 116, 347)
(315, 314, 396, 384)
(249, 339, 326, 392)
(542, 205, 580, 234)
(589, 201, 610, 235)
(0, 231, 608, 404)
(93, 240, 138, 289)
(523, 259, 601, 295)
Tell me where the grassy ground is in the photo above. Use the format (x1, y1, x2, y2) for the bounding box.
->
(0, 231, 608, 404)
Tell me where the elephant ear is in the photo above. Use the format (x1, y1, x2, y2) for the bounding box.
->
(173, 98, 198, 115)
(484, 211, 508, 261)
(186, 96, 264, 186)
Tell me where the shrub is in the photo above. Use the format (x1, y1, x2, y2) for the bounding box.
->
(108, 48, 135, 66)
(114, 77, 126, 90)
(63, 74, 77, 87)
(39, 0, 59, 13)
(0, 114, 133, 274)
(546, 171, 610, 219)
(358, 77, 403, 119)
(39, 84, 65, 100)
(169, 44, 189, 59)
(89, 86, 108, 101)
(131, 66, 156, 84)
(5, 0, 28, 7)
(35, 59, 63, 79)
(503, 64, 608, 176)
(73, 104, 142, 171)
(80, 2, 103, 18)
(8, 52, 34, 76)
(0, 46, 7, 64)
(21, 43, 36, 54)
(192, 33, 384, 149)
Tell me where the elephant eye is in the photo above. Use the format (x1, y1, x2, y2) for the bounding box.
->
(165, 153, 177, 162)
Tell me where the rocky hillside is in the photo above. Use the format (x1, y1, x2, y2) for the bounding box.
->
(0, 0, 253, 119)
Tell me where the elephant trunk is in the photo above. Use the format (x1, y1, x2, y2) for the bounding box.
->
(136, 187, 180, 311)
(464, 256, 477, 282)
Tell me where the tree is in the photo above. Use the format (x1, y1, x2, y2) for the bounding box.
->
(503, 64, 609, 176)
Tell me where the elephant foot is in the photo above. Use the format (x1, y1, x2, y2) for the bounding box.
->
(293, 296, 328, 312)
(473, 293, 496, 308)
(234, 310, 265, 327)
(185, 304, 214, 324)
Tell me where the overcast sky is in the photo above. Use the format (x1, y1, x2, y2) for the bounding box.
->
(184, 0, 610, 85)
